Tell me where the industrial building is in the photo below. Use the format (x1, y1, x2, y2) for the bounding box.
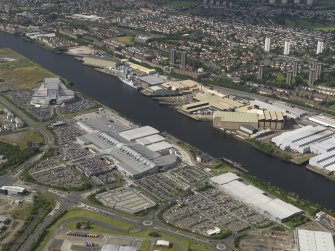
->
(76, 114, 178, 179)
(296, 229, 335, 251)
(211, 173, 302, 222)
(181, 101, 210, 114)
(128, 62, 156, 74)
(137, 75, 167, 86)
(0, 186, 26, 195)
(194, 92, 243, 111)
(101, 244, 137, 251)
(82, 55, 121, 69)
(257, 110, 285, 130)
(209, 172, 241, 185)
(309, 115, 335, 129)
(119, 126, 159, 141)
(135, 134, 165, 146)
(146, 141, 173, 154)
(309, 150, 335, 173)
(272, 125, 335, 153)
(162, 80, 201, 93)
(251, 100, 306, 119)
(213, 111, 259, 130)
(310, 137, 335, 154)
(31, 78, 75, 106)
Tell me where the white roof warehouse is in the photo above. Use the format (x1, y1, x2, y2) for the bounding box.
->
(210, 173, 302, 222)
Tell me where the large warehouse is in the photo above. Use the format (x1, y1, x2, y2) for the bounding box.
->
(76, 114, 177, 179)
(272, 125, 335, 154)
(0, 186, 26, 195)
(119, 126, 159, 141)
(309, 150, 335, 173)
(213, 111, 258, 130)
(211, 173, 302, 222)
(251, 100, 307, 119)
(194, 92, 243, 111)
(31, 78, 75, 106)
(309, 115, 335, 129)
(296, 229, 335, 251)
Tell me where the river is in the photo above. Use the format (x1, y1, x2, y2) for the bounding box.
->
(0, 31, 334, 210)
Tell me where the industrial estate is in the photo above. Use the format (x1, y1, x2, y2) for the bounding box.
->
(0, 0, 335, 251)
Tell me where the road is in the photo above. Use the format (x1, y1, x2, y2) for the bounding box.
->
(0, 93, 227, 251)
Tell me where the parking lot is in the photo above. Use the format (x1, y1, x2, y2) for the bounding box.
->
(30, 161, 86, 189)
(75, 156, 114, 177)
(6, 90, 53, 121)
(96, 187, 156, 214)
(59, 143, 91, 161)
(135, 174, 184, 202)
(163, 187, 272, 236)
(171, 165, 210, 185)
(58, 95, 96, 114)
(53, 124, 82, 145)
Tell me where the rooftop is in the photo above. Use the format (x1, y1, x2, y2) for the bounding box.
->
(213, 111, 258, 123)
(297, 229, 335, 251)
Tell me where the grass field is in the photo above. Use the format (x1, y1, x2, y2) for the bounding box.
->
(164, 0, 197, 8)
(116, 36, 135, 46)
(0, 130, 44, 149)
(328, 104, 335, 110)
(276, 16, 335, 31)
(0, 48, 56, 89)
(140, 240, 151, 251)
(11, 203, 33, 220)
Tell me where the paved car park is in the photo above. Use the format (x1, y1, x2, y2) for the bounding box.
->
(58, 95, 96, 114)
(53, 124, 82, 145)
(75, 157, 114, 177)
(59, 143, 90, 161)
(163, 187, 272, 235)
(96, 187, 156, 214)
(30, 163, 85, 188)
(135, 174, 184, 202)
(6, 90, 52, 121)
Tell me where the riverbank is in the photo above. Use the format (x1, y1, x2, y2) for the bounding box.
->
(2, 30, 335, 211)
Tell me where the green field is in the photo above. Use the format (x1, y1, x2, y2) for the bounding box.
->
(116, 35, 135, 46)
(140, 240, 151, 251)
(164, 1, 197, 8)
(0, 48, 56, 89)
(275, 16, 335, 31)
(0, 130, 44, 149)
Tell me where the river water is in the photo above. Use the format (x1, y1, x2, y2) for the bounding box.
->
(1, 31, 334, 210)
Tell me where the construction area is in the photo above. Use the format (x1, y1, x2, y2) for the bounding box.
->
(96, 187, 156, 214)
(0, 189, 33, 247)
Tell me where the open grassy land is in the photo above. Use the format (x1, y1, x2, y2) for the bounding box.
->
(0, 130, 44, 149)
(319, 0, 335, 8)
(140, 240, 151, 251)
(164, 0, 197, 8)
(116, 35, 135, 46)
(34, 208, 211, 251)
(0, 48, 56, 89)
(275, 16, 335, 31)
